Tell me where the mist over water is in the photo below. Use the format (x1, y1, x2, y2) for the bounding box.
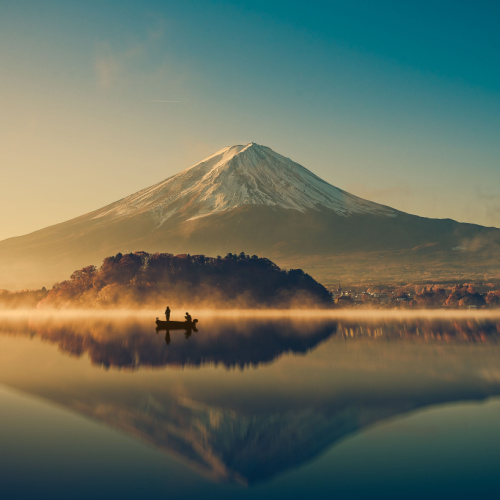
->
(1, 310, 500, 498)
(3, 307, 500, 319)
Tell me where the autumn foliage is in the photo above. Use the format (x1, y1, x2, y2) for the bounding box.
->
(37, 251, 332, 308)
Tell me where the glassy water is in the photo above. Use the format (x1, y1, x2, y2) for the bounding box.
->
(1, 312, 500, 499)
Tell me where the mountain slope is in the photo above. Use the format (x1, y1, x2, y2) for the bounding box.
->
(0, 142, 499, 288)
(92, 143, 395, 223)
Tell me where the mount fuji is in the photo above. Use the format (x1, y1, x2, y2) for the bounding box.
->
(92, 142, 395, 222)
(1, 142, 499, 288)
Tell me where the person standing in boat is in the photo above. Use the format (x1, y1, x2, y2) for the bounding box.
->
(165, 306, 171, 322)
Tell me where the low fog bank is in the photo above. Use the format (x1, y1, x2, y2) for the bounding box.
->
(2, 308, 500, 321)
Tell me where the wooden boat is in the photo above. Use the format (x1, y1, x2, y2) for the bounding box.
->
(155, 318, 198, 330)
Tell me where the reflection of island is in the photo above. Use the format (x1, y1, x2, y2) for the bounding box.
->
(336, 318, 500, 343)
(12, 316, 500, 371)
(8, 316, 337, 370)
(1, 315, 500, 485)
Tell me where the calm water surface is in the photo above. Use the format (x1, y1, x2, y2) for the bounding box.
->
(1, 312, 500, 499)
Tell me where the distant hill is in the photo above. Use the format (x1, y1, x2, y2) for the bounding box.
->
(37, 251, 332, 309)
(1, 142, 499, 288)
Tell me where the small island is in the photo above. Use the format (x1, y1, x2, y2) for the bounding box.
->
(0, 251, 332, 309)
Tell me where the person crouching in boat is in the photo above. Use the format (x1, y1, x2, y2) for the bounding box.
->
(185, 312, 192, 323)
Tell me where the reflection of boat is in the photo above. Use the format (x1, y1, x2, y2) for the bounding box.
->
(155, 318, 198, 330)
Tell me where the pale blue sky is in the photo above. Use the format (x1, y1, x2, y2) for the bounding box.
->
(1, 0, 499, 239)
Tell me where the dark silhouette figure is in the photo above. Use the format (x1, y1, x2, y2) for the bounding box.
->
(185, 312, 192, 323)
(165, 306, 171, 321)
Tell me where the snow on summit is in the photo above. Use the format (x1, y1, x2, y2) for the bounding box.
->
(93, 142, 395, 225)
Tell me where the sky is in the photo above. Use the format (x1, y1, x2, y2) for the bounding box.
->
(1, 0, 499, 240)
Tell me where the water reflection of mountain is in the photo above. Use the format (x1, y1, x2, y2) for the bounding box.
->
(2, 315, 500, 485)
(7, 317, 337, 370)
(75, 391, 428, 485)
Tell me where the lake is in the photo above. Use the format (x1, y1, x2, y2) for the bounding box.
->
(1, 311, 500, 499)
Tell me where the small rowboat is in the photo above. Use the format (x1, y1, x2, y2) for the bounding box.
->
(155, 318, 198, 330)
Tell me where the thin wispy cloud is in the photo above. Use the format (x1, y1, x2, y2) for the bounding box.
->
(95, 53, 121, 88)
(94, 18, 167, 89)
(475, 189, 500, 228)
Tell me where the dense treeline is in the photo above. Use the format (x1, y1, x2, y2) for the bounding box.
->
(335, 282, 500, 309)
(35, 251, 332, 308)
(412, 284, 500, 309)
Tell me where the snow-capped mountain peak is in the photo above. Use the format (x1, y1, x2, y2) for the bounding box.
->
(93, 142, 395, 224)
